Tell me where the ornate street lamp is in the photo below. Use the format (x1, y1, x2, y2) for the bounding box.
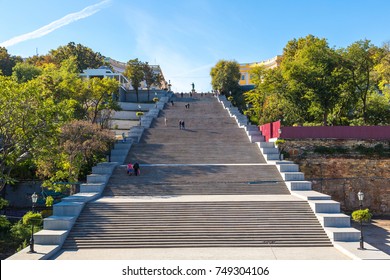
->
(29, 192, 38, 253)
(357, 190, 365, 250)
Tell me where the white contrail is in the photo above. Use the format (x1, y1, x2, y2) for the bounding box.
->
(0, 0, 111, 48)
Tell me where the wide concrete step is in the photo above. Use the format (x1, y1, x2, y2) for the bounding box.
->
(309, 200, 341, 213)
(103, 165, 288, 196)
(291, 190, 331, 200)
(285, 181, 312, 191)
(324, 227, 361, 241)
(277, 164, 299, 172)
(281, 172, 305, 181)
(62, 201, 332, 249)
(260, 147, 279, 154)
(316, 213, 352, 227)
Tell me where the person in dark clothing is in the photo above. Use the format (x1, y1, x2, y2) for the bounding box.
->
(181, 120, 185, 130)
(133, 162, 140, 176)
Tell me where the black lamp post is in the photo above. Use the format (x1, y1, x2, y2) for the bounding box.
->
(29, 192, 38, 253)
(357, 190, 365, 250)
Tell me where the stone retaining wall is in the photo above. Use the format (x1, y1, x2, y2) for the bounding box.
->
(280, 139, 390, 215)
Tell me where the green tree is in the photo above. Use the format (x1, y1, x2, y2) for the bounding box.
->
(0, 47, 22, 76)
(374, 42, 390, 95)
(364, 91, 390, 125)
(0, 76, 71, 192)
(341, 40, 380, 124)
(124, 58, 145, 103)
(210, 60, 241, 95)
(49, 42, 106, 72)
(38, 56, 83, 103)
(37, 120, 115, 194)
(12, 62, 42, 83)
(281, 35, 344, 125)
(79, 77, 121, 127)
(143, 62, 158, 101)
(25, 54, 55, 67)
(0, 198, 10, 229)
(244, 66, 289, 125)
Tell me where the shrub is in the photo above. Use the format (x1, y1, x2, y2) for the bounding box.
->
(153, 97, 159, 103)
(275, 139, 286, 146)
(0, 215, 10, 229)
(22, 211, 43, 227)
(334, 146, 348, 154)
(136, 111, 144, 117)
(352, 208, 372, 223)
(45, 196, 54, 207)
(314, 146, 333, 154)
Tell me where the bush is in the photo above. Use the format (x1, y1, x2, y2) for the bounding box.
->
(136, 111, 144, 117)
(0, 215, 11, 229)
(352, 208, 372, 223)
(153, 97, 159, 103)
(334, 146, 348, 154)
(10, 220, 31, 244)
(0, 198, 8, 209)
(22, 211, 43, 227)
(275, 139, 286, 146)
(314, 146, 333, 154)
(374, 144, 385, 154)
(45, 196, 54, 207)
(313, 145, 348, 155)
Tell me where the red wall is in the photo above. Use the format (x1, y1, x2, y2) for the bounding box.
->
(259, 120, 281, 141)
(281, 125, 390, 140)
(260, 122, 390, 141)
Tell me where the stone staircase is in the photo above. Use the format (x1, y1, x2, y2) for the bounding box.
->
(10, 94, 370, 260)
(60, 94, 338, 251)
(62, 200, 332, 249)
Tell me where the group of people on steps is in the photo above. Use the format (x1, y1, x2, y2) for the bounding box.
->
(126, 162, 140, 176)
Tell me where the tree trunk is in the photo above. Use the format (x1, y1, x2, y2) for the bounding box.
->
(323, 110, 328, 126)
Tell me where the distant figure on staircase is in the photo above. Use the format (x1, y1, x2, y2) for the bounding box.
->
(126, 163, 134, 176)
(181, 120, 185, 130)
(179, 120, 182, 130)
(133, 162, 140, 176)
(164, 117, 167, 126)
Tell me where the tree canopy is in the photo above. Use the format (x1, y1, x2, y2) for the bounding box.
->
(124, 58, 145, 102)
(243, 35, 390, 126)
(210, 60, 241, 95)
(0, 44, 119, 193)
(49, 42, 107, 72)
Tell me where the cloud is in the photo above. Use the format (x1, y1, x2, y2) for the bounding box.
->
(0, 0, 111, 48)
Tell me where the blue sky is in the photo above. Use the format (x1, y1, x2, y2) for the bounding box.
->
(1, 0, 389, 92)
